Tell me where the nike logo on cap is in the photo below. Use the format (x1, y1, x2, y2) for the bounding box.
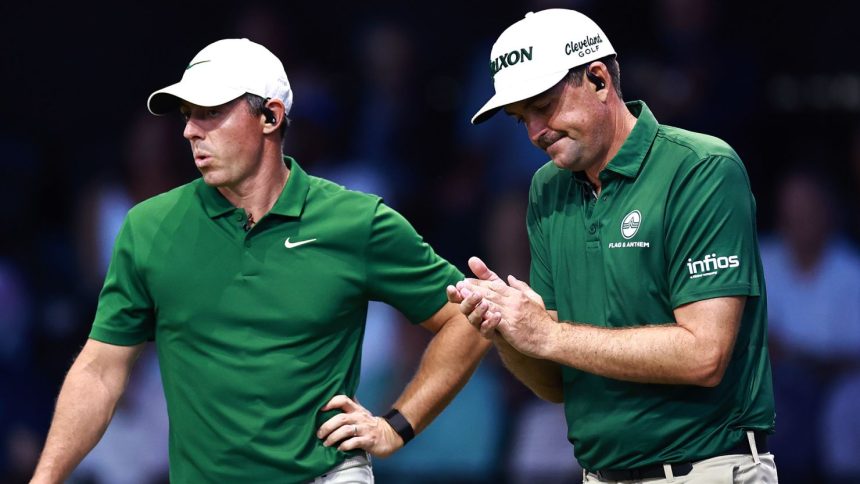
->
(186, 60, 211, 70)
(284, 237, 317, 249)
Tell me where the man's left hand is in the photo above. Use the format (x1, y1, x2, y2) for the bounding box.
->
(317, 395, 403, 457)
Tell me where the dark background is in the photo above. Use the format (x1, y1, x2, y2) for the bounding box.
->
(2, 0, 859, 482)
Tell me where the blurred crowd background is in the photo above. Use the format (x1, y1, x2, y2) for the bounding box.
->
(2, 0, 860, 483)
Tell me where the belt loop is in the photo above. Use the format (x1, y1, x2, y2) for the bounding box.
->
(746, 430, 761, 465)
(663, 463, 675, 482)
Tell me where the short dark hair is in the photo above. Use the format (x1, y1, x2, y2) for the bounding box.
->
(565, 55, 622, 99)
(243, 93, 290, 139)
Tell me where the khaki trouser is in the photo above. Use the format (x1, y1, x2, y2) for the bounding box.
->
(583, 453, 778, 483)
(308, 454, 374, 484)
(583, 431, 779, 484)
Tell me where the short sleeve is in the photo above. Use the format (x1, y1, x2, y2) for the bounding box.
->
(665, 156, 762, 308)
(89, 216, 155, 345)
(527, 182, 556, 310)
(365, 202, 463, 323)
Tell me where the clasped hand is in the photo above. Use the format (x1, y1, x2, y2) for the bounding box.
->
(446, 257, 555, 358)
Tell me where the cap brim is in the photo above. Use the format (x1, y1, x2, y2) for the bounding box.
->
(147, 80, 247, 115)
(471, 70, 569, 125)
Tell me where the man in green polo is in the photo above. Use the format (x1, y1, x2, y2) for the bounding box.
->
(449, 9, 778, 483)
(31, 38, 489, 483)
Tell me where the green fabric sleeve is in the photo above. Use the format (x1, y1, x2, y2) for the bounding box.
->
(665, 155, 762, 308)
(365, 202, 463, 323)
(527, 178, 557, 310)
(89, 215, 155, 345)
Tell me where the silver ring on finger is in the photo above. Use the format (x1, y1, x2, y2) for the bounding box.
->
(353, 424, 358, 437)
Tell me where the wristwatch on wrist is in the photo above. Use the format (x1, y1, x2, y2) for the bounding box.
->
(382, 408, 415, 445)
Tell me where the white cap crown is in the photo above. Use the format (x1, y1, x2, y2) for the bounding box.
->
(147, 38, 293, 116)
(472, 9, 615, 124)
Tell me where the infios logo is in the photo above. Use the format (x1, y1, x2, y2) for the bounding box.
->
(490, 46, 534, 76)
(687, 253, 739, 279)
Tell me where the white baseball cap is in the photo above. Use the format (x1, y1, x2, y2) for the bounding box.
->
(147, 38, 293, 116)
(471, 9, 615, 124)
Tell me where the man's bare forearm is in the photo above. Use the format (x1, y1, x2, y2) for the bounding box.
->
(31, 340, 143, 483)
(494, 336, 564, 402)
(536, 298, 745, 387)
(392, 303, 491, 434)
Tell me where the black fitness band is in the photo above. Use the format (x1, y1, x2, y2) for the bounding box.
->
(382, 409, 415, 445)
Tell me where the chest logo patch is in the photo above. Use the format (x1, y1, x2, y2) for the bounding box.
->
(620, 210, 641, 239)
(284, 237, 317, 249)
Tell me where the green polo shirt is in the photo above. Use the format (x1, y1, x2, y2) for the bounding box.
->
(527, 101, 774, 471)
(89, 157, 462, 482)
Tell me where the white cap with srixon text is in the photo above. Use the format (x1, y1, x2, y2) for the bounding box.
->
(147, 38, 293, 116)
(471, 9, 615, 124)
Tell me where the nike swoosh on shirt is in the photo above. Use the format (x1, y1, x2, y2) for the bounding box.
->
(284, 237, 317, 249)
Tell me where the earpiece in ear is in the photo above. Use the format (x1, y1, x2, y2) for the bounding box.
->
(263, 108, 277, 124)
(586, 70, 605, 91)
